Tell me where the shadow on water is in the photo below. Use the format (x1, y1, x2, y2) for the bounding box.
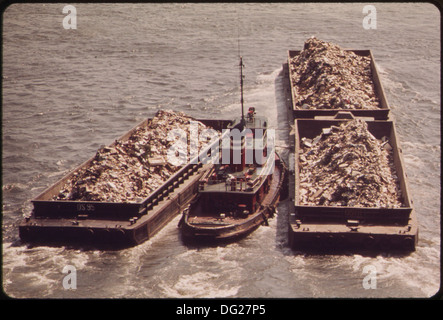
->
(285, 246, 416, 258)
(273, 63, 296, 256)
(15, 238, 132, 252)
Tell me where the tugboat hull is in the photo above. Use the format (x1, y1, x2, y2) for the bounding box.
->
(180, 202, 276, 242)
(180, 156, 287, 242)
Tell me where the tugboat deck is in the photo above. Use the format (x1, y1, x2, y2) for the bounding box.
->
(199, 165, 268, 195)
(187, 162, 282, 227)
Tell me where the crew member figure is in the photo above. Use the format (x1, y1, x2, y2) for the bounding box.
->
(247, 107, 256, 122)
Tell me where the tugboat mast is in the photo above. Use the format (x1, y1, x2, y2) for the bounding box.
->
(239, 56, 245, 127)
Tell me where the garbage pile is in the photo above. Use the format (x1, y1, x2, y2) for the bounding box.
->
(54, 110, 215, 203)
(289, 37, 379, 110)
(298, 119, 402, 208)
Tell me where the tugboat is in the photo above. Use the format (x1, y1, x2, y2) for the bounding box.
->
(179, 57, 287, 241)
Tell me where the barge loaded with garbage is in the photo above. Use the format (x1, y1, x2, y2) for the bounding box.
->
(19, 110, 232, 247)
(284, 37, 418, 252)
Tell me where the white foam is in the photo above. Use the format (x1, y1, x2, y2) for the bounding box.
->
(349, 252, 440, 297)
(2, 241, 94, 298)
(160, 271, 241, 298)
(154, 241, 244, 298)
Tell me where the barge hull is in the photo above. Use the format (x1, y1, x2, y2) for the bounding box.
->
(289, 209, 418, 253)
(19, 163, 210, 248)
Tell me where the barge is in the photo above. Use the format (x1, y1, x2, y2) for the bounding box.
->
(288, 113, 418, 252)
(19, 115, 233, 248)
(285, 37, 418, 253)
(288, 49, 390, 120)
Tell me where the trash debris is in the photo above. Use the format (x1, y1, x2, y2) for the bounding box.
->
(298, 119, 403, 208)
(289, 37, 380, 110)
(54, 110, 216, 203)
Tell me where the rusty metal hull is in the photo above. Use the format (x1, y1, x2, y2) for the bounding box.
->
(180, 206, 275, 242)
(288, 209, 418, 253)
(19, 118, 232, 248)
(19, 164, 206, 248)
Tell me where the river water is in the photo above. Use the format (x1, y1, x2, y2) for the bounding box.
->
(2, 3, 440, 301)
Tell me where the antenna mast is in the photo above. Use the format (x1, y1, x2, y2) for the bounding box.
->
(237, 13, 245, 127)
(239, 56, 245, 126)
